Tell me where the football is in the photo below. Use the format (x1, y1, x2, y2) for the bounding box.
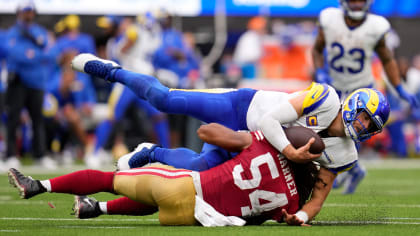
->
(284, 126, 325, 154)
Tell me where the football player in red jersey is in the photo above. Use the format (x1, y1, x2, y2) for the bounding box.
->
(9, 123, 318, 226)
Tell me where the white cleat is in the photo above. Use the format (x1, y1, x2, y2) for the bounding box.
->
(117, 143, 156, 171)
(71, 53, 121, 81)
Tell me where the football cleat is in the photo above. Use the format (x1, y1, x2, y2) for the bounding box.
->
(71, 53, 121, 82)
(342, 166, 366, 194)
(117, 143, 157, 170)
(8, 168, 46, 199)
(73, 195, 102, 219)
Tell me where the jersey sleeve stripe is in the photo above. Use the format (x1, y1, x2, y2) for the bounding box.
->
(327, 160, 357, 174)
(302, 83, 330, 115)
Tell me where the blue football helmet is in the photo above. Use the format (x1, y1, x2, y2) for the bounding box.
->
(342, 88, 390, 143)
(339, 0, 373, 20)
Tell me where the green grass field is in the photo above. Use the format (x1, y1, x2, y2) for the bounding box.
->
(1, 159, 420, 236)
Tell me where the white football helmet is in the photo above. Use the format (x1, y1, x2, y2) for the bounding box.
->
(339, 0, 373, 20)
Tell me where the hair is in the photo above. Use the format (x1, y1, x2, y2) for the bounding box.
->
(289, 161, 321, 209)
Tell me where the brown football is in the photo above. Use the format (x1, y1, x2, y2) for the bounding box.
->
(284, 126, 325, 154)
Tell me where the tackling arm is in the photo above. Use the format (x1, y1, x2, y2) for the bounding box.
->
(283, 167, 336, 225)
(258, 92, 321, 163)
(197, 123, 252, 152)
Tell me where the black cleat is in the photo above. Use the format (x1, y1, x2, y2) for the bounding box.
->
(8, 168, 46, 199)
(73, 196, 102, 219)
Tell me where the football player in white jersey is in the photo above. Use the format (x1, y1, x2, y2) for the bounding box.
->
(312, 0, 419, 194)
(71, 53, 390, 225)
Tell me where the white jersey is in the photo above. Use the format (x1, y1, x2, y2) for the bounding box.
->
(116, 24, 161, 75)
(320, 7, 390, 93)
(247, 83, 357, 172)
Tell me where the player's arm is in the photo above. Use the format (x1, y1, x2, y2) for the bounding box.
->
(197, 123, 252, 152)
(258, 91, 321, 163)
(375, 37, 419, 107)
(283, 167, 336, 225)
(375, 38, 401, 87)
(312, 27, 326, 69)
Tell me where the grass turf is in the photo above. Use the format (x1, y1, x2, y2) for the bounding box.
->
(1, 159, 420, 236)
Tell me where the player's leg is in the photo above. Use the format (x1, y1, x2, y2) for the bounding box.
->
(8, 168, 115, 199)
(342, 161, 366, 194)
(135, 95, 170, 148)
(72, 54, 255, 130)
(114, 164, 198, 225)
(73, 196, 158, 219)
(119, 142, 234, 171)
(93, 84, 132, 154)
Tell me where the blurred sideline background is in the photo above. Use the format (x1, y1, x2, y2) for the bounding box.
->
(1, 0, 420, 172)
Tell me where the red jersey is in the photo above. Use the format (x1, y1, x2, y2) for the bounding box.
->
(198, 131, 300, 222)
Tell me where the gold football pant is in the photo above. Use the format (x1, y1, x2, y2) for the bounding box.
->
(113, 164, 198, 225)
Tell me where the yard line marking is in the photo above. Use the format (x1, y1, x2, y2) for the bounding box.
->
(0, 230, 20, 232)
(60, 226, 137, 229)
(382, 217, 420, 220)
(313, 220, 420, 225)
(0, 217, 158, 222)
(325, 203, 420, 208)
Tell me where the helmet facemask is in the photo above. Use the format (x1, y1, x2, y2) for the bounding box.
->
(340, 0, 372, 20)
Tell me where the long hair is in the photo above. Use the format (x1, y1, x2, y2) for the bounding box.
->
(289, 161, 320, 209)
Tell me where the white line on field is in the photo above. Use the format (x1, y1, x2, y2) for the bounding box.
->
(324, 203, 420, 208)
(313, 220, 420, 225)
(0, 217, 158, 222)
(60, 226, 137, 229)
(382, 217, 420, 220)
(0, 229, 20, 232)
(1, 217, 419, 226)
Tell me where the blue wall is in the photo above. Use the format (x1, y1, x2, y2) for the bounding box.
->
(201, 0, 420, 18)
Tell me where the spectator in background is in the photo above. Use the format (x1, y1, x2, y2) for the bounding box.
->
(4, 0, 57, 170)
(53, 15, 96, 55)
(152, 9, 200, 148)
(152, 9, 200, 89)
(84, 14, 170, 168)
(233, 16, 266, 79)
(0, 29, 8, 172)
(43, 50, 96, 165)
(406, 55, 420, 154)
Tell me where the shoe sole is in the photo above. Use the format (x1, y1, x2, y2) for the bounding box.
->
(8, 170, 27, 199)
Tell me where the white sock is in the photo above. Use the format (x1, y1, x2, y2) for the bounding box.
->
(99, 202, 108, 214)
(40, 180, 51, 192)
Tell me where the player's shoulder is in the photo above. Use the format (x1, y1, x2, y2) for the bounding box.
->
(365, 13, 391, 34)
(319, 7, 342, 26)
(301, 83, 339, 115)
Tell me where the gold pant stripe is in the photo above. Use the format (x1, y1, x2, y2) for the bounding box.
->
(114, 164, 198, 225)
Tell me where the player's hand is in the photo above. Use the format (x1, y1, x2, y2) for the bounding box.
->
(396, 84, 420, 108)
(282, 209, 311, 226)
(315, 68, 332, 85)
(282, 138, 321, 163)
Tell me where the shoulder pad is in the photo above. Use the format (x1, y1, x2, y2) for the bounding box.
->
(302, 83, 330, 115)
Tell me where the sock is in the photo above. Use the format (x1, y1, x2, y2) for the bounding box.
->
(49, 170, 114, 195)
(106, 197, 157, 216)
(153, 119, 170, 148)
(99, 202, 108, 214)
(152, 147, 209, 171)
(40, 180, 51, 192)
